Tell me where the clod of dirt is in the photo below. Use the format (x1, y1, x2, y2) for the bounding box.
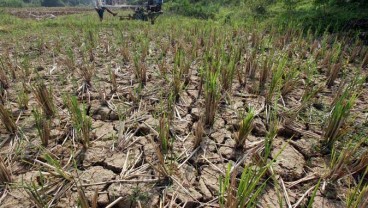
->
(190, 107, 201, 121)
(180, 164, 198, 185)
(252, 118, 267, 136)
(259, 186, 286, 207)
(219, 139, 236, 159)
(218, 146, 234, 159)
(232, 100, 244, 110)
(167, 186, 202, 208)
(272, 138, 305, 181)
(213, 118, 225, 131)
(181, 91, 194, 106)
(312, 193, 344, 208)
(108, 183, 154, 207)
(187, 89, 199, 100)
(91, 104, 119, 121)
(199, 166, 223, 194)
(104, 149, 141, 173)
(260, 185, 301, 207)
(55, 192, 79, 207)
(93, 106, 111, 120)
(83, 140, 114, 167)
(173, 117, 192, 135)
(145, 115, 159, 129)
(210, 129, 231, 144)
(2, 189, 33, 208)
(81, 166, 116, 206)
(290, 137, 320, 158)
(3, 171, 45, 207)
(92, 121, 116, 140)
(198, 178, 213, 201)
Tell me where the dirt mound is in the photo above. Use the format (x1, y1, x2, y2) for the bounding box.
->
(7, 7, 91, 20)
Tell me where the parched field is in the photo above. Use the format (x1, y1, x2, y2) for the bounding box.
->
(7, 7, 92, 20)
(0, 7, 367, 208)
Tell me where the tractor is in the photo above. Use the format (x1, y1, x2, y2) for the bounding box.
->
(103, 0, 163, 24)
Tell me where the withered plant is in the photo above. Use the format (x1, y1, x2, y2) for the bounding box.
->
(0, 104, 17, 134)
(17, 85, 29, 110)
(0, 156, 11, 185)
(235, 108, 255, 149)
(204, 70, 221, 127)
(77, 185, 90, 208)
(259, 57, 271, 94)
(326, 63, 341, 87)
(33, 82, 55, 118)
(65, 47, 76, 70)
(66, 96, 92, 148)
(140, 38, 149, 61)
(33, 108, 50, 147)
(78, 62, 94, 94)
(246, 50, 258, 79)
(362, 51, 368, 68)
(266, 57, 286, 104)
(348, 44, 362, 63)
(24, 181, 47, 208)
(109, 68, 118, 93)
(159, 115, 170, 154)
(148, 137, 170, 180)
(221, 59, 236, 93)
(193, 118, 204, 149)
(172, 48, 189, 101)
(133, 55, 147, 86)
(158, 58, 167, 77)
(0, 66, 9, 90)
(323, 80, 361, 151)
(121, 45, 131, 64)
(346, 167, 368, 208)
(281, 67, 299, 96)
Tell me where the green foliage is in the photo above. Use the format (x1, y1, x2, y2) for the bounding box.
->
(41, 0, 63, 7)
(219, 163, 268, 207)
(168, 0, 220, 19)
(65, 96, 92, 148)
(0, 0, 24, 7)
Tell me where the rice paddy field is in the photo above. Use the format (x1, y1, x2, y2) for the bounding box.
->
(0, 7, 367, 208)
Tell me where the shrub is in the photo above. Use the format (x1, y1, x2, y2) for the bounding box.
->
(0, 0, 23, 7)
(168, 0, 219, 19)
(41, 0, 63, 7)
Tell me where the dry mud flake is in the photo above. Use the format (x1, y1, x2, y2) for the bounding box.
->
(2, 171, 41, 208)
(172, 116, 192, 135)
(166, 184, 203, 208)
(164, 164, 202, 206)
(272, 138, 305, 181)
(210, 128, 232, 144)
(193, 139, 222, 164)
(80, 166, 116, 206)
(2, 189, 33, 208)
(92, 105, 119, 121)
(252, 117, 267, 137)
(199, 165, 225, 198)
(107, 182, 156, 207)
(218, 138, 236, 159)
(83, 140, 114, 167)
(213, 117, 226, 131)
(290, 136, 320, 157)
(259, 185, 299, 207)
(190, 107, 201, 120)
(312, 194, 344, 208)
(56, 192, 79, 208)
(104, 148, 142, 173)
(92, 121, 116, 140)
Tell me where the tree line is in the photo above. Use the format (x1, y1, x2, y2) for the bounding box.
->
(0, 0, 152, 7)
